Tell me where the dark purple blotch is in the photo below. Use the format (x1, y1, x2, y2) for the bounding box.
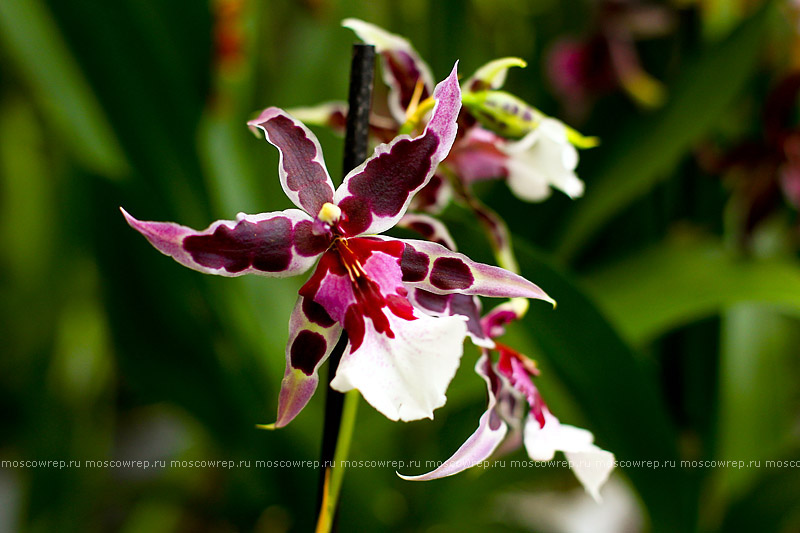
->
(400, 244, 430, 282)
(302, 297, 335, 328)
(290, 330, 327, 375)
(294, 219, 331, 257)
(184, 217, 293, 273)
(339, 133, 438, 235)
(261, 115, 332, 214)
(430, 257, 474, 290)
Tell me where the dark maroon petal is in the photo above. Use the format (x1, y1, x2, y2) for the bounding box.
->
(247, 108, 334, 216)
(334, 65, 462, 237)
(430, 257, 474, 290)
(122, 208, 324, 278)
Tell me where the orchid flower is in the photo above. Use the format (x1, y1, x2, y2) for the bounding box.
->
(122, 66, 553, 426)
(292, 19, 591, 211)
(400, 301, 615, 503)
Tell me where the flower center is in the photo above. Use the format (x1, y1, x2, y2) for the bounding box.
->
(313, 202, 342, 236)
(299, 237, 415, 351)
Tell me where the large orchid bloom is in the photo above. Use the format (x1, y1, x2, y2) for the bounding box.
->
(122, 67, 552, 426)
(400, 302, 614, 503)
(292, 19, 587, 210)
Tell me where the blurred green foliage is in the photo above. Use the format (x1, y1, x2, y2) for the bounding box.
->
(1, 0, 799, 532)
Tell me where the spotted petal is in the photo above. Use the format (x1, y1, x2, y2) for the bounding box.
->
(247, 108, 335, 216)
(524, 409, 615, 502)
(273, 296, 343, 428)
(334, 64, 461, 237)
(343, 18, 434, 124)
(397, 238, 554, 303)
(122, 208, 328, 277)
(399, 354, 508, 480)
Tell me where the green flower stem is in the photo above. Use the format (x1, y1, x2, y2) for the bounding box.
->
(315, 390, 359, 533)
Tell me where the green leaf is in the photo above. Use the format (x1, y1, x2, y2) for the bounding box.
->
(719, 450, 800, 533)
(0, 0, 128, 178)
(715, 306, 800, 497)
(555, 3, 774, 261)
(582, 234, 800, 345)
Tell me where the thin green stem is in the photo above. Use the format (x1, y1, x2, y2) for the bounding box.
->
(315, 391, 359, 533)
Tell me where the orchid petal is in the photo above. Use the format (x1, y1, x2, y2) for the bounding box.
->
(465, 57, 527, 92)
(343, 18, 434, 124)
(335, 65, 461, 237)
(330, 310, 468, 421)
(397, 213, 458, 251)
(408, 289, 493, 348)
(247, 108, 335, 216)
(524, 410, 615, 502)
(121, 208, 328, 277)
(503, 118, 585, 201)
(273, 296, 343, 428)
(396, 238, 554, 303)
(399, 355, 507, 480)
(446, 127, 509, 183)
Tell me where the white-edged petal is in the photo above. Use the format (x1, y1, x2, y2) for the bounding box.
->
(399, 354, 507, 480)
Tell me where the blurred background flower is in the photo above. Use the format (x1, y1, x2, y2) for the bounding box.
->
(1, 0, 799, 531)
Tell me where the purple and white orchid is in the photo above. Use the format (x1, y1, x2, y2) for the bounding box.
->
(400, 301, 614, 503)
(122, 66, 553, 426)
